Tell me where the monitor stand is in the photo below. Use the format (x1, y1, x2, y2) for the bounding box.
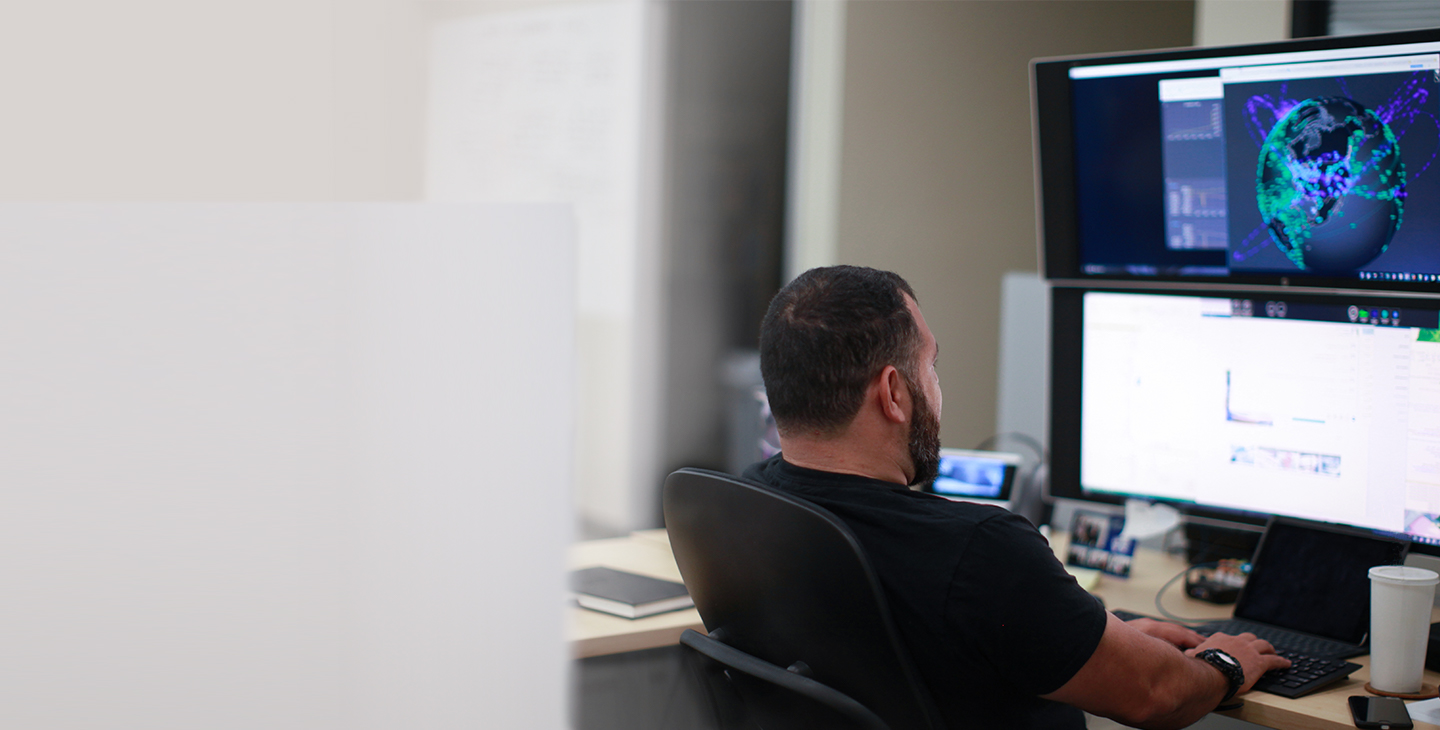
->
(1185, 516, 1263, 565)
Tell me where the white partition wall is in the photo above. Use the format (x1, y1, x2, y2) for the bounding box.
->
(425, 1, 665, 535)
(0, 204, 574, 730)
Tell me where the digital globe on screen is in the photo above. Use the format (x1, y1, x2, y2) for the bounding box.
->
(1256, 96, 1405, 273)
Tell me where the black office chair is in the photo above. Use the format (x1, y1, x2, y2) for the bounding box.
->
(663, 467, 945, 730)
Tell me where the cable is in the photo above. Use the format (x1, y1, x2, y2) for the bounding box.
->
(972, 432, 1052, 526)
(1153, 561, 1224, 625)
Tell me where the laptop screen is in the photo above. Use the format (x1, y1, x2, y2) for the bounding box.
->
(926, 449, 1020, 500)
(1234, 518, 1408, 645)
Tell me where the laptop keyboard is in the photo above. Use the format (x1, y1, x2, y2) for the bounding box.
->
(1248, 647, 1360, 698)
(1111, 611, 1362, 698)
(1195, 619, 1360, 659)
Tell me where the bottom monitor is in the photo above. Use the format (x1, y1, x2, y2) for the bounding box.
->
(1052, 287, 1440, 548)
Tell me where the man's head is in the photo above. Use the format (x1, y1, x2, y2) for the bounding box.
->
(758, 265, 941, 485)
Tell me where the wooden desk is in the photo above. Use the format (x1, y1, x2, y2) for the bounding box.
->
(1054, 533, 1440, 730)
(570, 529, 1440, 729)
(568, 529, 705, 659)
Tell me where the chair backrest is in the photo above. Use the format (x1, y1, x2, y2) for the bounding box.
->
(663, 467, 944, 730)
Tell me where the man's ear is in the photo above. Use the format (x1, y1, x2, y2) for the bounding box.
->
(877, 365, 909, 424)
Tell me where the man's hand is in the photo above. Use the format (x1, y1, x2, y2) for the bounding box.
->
(1046, 614, 1290, 729)
(1123, 617, 1204, 649)
(1185, 632, 1291, 694)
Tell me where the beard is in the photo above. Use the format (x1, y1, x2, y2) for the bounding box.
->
(907, 377, 942, 487)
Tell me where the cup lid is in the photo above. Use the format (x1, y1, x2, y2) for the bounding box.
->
(1369, 565, 1440, 586)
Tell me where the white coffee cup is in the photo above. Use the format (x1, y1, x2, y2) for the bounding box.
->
(1368, 565, 1439, 694)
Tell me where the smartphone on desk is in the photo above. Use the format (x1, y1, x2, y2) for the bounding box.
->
(1349, 696, 1413, 729)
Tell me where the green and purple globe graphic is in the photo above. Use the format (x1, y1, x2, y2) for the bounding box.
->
(1256, 96, 1406, 272)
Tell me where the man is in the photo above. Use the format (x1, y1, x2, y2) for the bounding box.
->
(743, 266, 1288, 730)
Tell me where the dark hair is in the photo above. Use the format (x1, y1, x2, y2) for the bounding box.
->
(759, 266, 921, 436)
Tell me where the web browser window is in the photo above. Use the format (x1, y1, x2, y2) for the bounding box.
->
(1081, 291, 1440, 543)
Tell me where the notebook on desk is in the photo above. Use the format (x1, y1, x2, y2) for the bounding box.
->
(1194, 517, 1409, 659)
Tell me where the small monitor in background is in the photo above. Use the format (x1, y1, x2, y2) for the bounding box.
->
(925, 449, 1022, 508)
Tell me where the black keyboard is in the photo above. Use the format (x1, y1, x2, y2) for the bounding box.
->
(1196, 618, 1361, 659)
(1248, 647, 1361, 698)
(1110, 610, 1361, 698)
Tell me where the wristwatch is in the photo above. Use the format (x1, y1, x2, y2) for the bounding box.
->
(1195, 648, 1244, 704)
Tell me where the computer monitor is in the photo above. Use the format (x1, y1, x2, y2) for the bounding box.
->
(924, 448, 1022, 508)
(1033, 28, 1440, 292)
(1049, 286, 1440, 549)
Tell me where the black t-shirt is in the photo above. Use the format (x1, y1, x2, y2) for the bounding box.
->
(743, 455, 1107, 730)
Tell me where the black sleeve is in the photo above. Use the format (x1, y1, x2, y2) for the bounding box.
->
(944, 511, 1107, 695)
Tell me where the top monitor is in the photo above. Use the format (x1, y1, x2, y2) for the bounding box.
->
(1034, 28, 1440, 291)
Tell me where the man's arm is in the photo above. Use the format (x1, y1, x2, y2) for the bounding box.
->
(1125, 616, 1204, 649)
(1041, 612, 1291, 730)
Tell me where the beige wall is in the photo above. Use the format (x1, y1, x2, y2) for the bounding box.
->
(0, 1, 427, 201)
(1196, 0, 1290, 47)
(835, 1, 1194, 451)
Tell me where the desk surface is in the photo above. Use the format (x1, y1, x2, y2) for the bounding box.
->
(1059, 532, 1440, 730)
(568, 529, 704, 659)
(569, 529, 1440, 730)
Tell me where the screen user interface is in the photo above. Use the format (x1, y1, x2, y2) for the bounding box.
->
(1069, 39, 1440, 282)
(1080, 290, 1440, 546)
(931, 452, 1015, 499)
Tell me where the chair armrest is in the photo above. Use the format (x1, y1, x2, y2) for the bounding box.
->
(679, 629, 891, 730)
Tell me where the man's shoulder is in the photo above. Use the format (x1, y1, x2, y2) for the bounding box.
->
(744, 455, 1017, 527)
(741, 454, 869, 494)
(739, 455, 780, 486)
(743, 454, 921, 494)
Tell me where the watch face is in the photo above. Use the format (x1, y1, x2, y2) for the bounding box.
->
(1200, 649, 1238, 666)
(1199, 648, 1244, 699)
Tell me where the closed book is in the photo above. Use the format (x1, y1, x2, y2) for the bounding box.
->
(570, 566, 693, 619)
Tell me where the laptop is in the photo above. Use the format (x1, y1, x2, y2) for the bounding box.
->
(1196, 516, 1410, 659)
(921, 448, 1022, 510)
